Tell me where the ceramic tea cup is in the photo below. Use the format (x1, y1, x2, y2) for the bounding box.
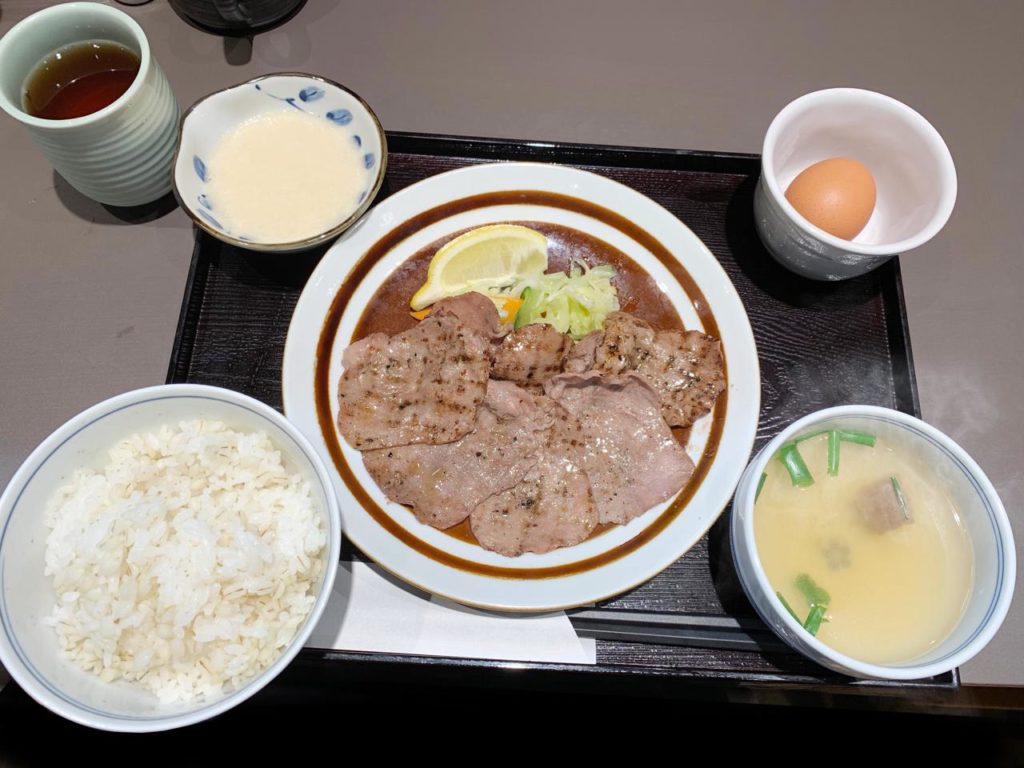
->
(0, 2, 179, 207)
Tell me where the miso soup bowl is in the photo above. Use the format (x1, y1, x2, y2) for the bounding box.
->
(173, 72, 387, 253)
(730, 405, 1015, 680)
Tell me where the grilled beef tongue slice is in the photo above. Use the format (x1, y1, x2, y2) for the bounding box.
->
(362, 380, 552, 530)
(432, 291, 506, 341)
(545, 371, 694, 525)
(470, 398, 596, 556)
(337, 293, 499, 450)
(491, 323, 573, 388)
(593, 312, 725, 428)
(563, 329, 603, 374)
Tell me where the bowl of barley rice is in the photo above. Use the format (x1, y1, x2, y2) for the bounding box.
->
(0, 384, 340, 731)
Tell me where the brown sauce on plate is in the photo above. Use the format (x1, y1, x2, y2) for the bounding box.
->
(315, 190, 728, 579)
(355, 222, 684, 337)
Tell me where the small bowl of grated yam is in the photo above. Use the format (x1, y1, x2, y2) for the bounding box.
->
(0, 384, 340, 731)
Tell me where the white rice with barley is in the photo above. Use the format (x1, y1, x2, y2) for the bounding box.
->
(43, 419, 326, 704)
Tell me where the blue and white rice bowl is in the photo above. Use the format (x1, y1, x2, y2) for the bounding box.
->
(173, 73, 387, 252)
(0, 384, 341, 731)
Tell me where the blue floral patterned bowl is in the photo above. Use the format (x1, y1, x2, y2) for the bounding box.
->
(172, 73, 387, 252)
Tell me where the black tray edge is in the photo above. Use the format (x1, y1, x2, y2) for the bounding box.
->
(884, 256, 921, 417)
(166, 233, 209, 385)
(386, 130, 761, 173)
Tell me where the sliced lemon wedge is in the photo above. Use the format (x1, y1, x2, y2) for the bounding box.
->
(409, 224, 548, 310)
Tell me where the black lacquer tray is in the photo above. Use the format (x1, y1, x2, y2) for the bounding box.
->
(166, 132, 958, 706)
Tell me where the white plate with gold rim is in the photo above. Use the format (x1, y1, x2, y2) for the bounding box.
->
(282, 162, 759, 611)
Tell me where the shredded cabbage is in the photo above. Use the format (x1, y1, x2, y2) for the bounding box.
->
(507, 260, 619, 340)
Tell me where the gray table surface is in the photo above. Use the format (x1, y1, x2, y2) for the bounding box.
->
(1, 0, 1021, 690)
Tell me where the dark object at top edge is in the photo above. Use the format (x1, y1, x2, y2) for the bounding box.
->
(168, 0, 307, 37)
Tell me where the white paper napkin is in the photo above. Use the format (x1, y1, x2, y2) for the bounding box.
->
(306, 561, 596, 665)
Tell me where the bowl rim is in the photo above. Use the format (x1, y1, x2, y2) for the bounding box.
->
(0, 383, 341, 732)
(171, 72, 389, 253)
(734, 404, 1015, 680)
(760, 87, 958, 257)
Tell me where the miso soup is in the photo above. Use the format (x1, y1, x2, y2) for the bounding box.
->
(754, 429, 973, 665)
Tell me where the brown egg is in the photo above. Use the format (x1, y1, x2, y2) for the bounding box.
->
(784, 157, 877, 240)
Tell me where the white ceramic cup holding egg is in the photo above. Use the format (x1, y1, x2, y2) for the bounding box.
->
(754, 88, 957, 281)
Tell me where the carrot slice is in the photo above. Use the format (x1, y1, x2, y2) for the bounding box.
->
(496, 296, 524, 324)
